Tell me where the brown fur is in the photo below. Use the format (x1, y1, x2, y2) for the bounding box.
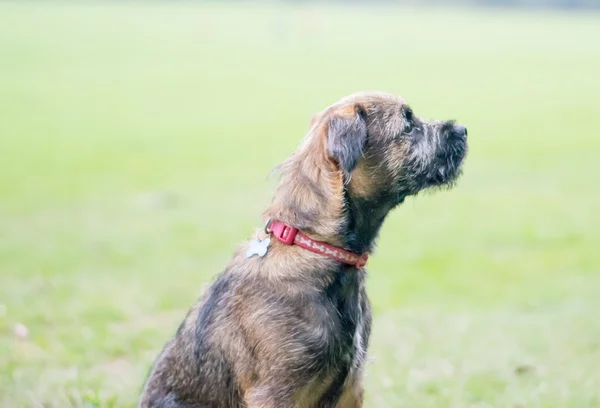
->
(140, 92, 467, 408)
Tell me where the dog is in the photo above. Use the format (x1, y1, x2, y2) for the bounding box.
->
(140, 91, 467, 408)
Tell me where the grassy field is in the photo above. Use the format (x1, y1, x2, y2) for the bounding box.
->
(1, 2, 600, 407)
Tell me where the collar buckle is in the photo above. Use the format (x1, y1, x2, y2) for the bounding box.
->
(268, 220, 298, 245)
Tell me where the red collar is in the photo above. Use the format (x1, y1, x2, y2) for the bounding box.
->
(266, 220, 369, 268)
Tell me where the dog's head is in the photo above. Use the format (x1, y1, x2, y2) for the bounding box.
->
(267, 91, 467, 250)
(312, 91, 467, 204)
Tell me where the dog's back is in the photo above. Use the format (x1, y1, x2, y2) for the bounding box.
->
(140, 274, 244, 408)
(140, 247, 370, 408)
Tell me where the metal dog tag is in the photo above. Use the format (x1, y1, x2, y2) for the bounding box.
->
(246, 237, 270, 258)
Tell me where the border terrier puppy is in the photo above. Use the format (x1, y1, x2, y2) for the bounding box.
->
(140, 91, 467, 408)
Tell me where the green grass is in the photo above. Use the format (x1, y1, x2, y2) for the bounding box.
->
(1, 2, 599, 407)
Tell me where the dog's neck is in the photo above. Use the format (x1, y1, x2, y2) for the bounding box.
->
(264, 169, 400, 255)
(339, 190, 399, 254)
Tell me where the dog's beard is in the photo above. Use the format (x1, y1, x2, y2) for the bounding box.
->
(404, 121, 467, 192)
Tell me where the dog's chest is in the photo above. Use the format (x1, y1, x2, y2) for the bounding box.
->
(313, 271, 370, 406)
(350, 292, 368, 371)
(326, 271, 370, 374)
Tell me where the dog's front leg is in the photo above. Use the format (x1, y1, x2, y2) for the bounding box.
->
(334, 386, 364, 408)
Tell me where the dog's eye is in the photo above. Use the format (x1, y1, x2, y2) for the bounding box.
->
(401, 107, 415, 135)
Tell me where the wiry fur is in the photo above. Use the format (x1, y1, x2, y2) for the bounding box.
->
(140, 91, 467, 408)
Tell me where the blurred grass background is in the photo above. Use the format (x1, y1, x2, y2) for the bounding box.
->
(1, 2, 599, 407)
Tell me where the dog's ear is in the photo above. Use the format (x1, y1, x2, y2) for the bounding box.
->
(327, 104, 367, 176)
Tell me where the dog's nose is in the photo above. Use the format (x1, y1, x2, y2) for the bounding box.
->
(453, 124, 468, 137)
